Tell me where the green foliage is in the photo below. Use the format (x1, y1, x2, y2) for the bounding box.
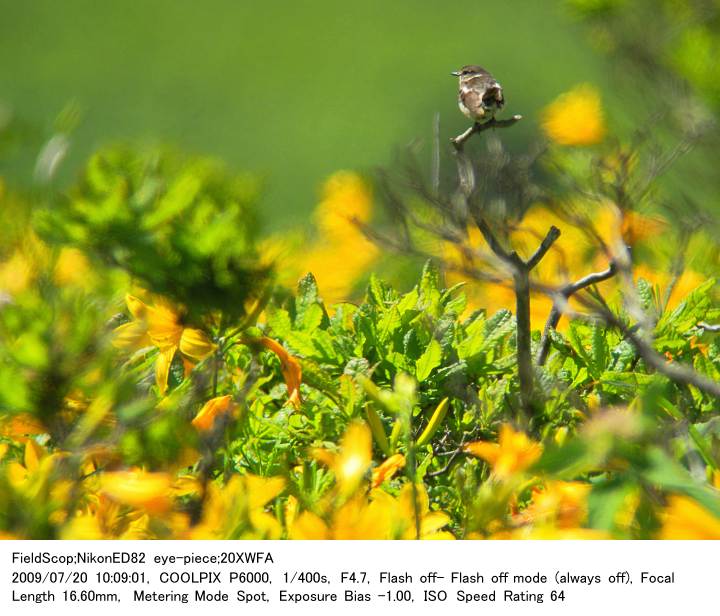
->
(35, 146, 271, 316)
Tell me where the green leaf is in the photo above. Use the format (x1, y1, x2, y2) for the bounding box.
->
(266, 307, 292, 338)
(591, 323, 608, 373)
(419, 260, 442, 316)
(588, 478, 637, 531)
(643, 448, 720, 517)
(415, 339, 442, 382)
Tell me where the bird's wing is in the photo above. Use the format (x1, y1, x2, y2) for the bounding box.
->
(459, 87, 487, 117)
(483, 83, 504, 108)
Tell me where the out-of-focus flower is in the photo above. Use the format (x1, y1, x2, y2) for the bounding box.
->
(314, 421, 372, 495)
(542, 84, 606, 146)
(517, 481, 591, 529)
(315, 171, 373, 241)
(372, 453, 406, 488)
(189, 474, 285, 539)
(0, 250, 34, 296)
(288, 484, 454, 540)
(255, 337, 302, 409)
(100, 469, 172, 515)
(53, 247, 94, 288)
(112, 295, 216, 395)
(489, 527, 609, 539)
(465, 424, 542, 479)
(192, 395, 236, 431)
(658, 495, 720, 539)
(0, 414, 47, 443)
(262, 171, 379, 307)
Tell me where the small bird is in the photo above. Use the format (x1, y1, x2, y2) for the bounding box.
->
(452, 65, 504, 122)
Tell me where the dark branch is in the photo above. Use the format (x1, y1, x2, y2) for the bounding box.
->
(451, 115, 523, 149)
(536, 262, 618, 365)
(602, 307, 720, 399)
(526, 226, 561, 270)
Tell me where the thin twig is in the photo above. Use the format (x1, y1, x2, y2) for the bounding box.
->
(536, 262, 618, 365)
(604, 306, 720, 399)
(554, 292, 720, 400)
(527, 226, 562, 270)
(432, 112, 440, 195)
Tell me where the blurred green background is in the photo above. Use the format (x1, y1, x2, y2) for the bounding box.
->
(0, 0, 610, 228)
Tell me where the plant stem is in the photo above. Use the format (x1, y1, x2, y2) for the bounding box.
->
(514, 268, 533, 412)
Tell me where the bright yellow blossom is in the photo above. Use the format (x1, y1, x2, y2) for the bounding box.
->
(659, 495, 720, 539)
(542, 84, 606, 146)
(372, 453, 406, 488)
(112, 294, 216, 395)
(101, 470, 172, 515)
(465, 424, 542, 478)
(192, 395, 236, 432)
(53, 247, 94, 288)
(255, 337, 303, 409)
(313, 421, 373, 495)
(518, 481, 591, 529)
(288, 484, 454, 540)
(188, 474, 285, 539)
(262, 171, 379, 306)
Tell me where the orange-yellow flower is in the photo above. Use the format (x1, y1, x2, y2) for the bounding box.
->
(101, 469, 172, 515)
(53, 247, 93, 288)
(255, 337, 302, 409)
(262, 171, 379, 307)
(542, 84, 606, 146)
(372, 454, 406, 488)
(659, 495, 720, 539)
(518, 481, 591, 529)
(113, 295, 216, 395)
(0, 414, 47, 443)
(192, 395, 236, 432)
(313, 422, 373, 495)
(465, 424, 542, 478)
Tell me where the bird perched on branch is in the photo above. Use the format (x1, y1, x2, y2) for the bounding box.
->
(452, 65, 504, 122)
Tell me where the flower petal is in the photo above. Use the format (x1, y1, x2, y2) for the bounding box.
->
(112, 321, 151, 351)
(155, 345, 177, 395)
(256, 337, 302, 409)
(179, 328, 216, 361)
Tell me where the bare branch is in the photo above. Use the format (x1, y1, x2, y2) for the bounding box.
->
(536, 262, 617, 365)
(601, 306, 720, 399)
(451, 115, 523, 149)
(527, 226, 561, 270)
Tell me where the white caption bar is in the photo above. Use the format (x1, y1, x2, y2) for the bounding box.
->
(0, 540, 710, 615)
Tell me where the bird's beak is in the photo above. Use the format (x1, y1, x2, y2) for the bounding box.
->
(451, 71, 461, 76)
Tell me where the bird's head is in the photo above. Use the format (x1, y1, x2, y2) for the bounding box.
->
(451, 65, 488, 81)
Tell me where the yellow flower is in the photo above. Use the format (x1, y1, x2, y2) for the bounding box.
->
(659, 495, 720, 539)
(100, 469, 172, 515)
(372, 453, 406, 488)
(315, 171, 373, 242)
(113, 295, 216, 395)
(0, 413, 47, 443)
(314, 421, 373, 495)
(192, 395, 236, 431)
(189, 474, 285, 539)
(518, 481, 591, 529)
(53, 247, 93, 288)
(255, 337, 303, 409)
(287, 484, 454, 540)
(262, 171, 379, 306)
(465, 424, 542, 479)
(542, 84, 606, 146)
